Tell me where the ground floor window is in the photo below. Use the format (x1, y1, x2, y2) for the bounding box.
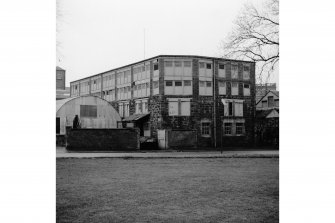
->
(201, 120, 211, 137)
(224, 123, 232, 135)
(223, 119, 245, 136)
(235, 123, 244, 135)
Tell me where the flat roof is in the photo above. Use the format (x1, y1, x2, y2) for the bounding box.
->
(70, 55, 255, 84)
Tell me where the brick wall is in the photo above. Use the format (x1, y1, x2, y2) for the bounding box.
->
(66, 128, 140, 151)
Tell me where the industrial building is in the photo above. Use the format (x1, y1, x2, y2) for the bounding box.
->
(70, 55, 256, 148)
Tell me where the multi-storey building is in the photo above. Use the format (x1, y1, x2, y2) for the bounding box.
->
(56, 66, 70, 100)
(56, 66, 66, 90)
(70, 55, 256, 148)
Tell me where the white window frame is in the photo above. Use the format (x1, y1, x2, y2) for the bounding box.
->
(243, 83, 250, 96)
(168, 98, 191, 116)
(243, 64, 250, 80)
(199, 81, 212, 96)
(231, 64, 238, 79)
(231, 82, 239, 96)
(201, 120, 211, 137)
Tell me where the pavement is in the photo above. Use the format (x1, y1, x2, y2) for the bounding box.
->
(56, 147, 279, 159)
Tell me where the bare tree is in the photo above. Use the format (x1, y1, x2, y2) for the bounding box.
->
(221, 0, 279, 83)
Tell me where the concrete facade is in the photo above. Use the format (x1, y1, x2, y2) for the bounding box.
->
(70, 55, 256, 148)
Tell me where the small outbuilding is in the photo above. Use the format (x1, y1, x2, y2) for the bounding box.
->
(56, 96, 121, 136)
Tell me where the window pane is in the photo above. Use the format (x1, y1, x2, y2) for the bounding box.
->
(219, 81, 225, 87)
(166, 81, 173, 86)
(154, 64, 159, 70)
(244, 84, 250, 88)
(206, 82, 212, 87)
(175, 81, 182, 86)
(224, 123, 232, 135)
(199, 81, 205, 87)
(80, 105, 97, 118)
(236, 123, 244, 135)
(228, 102, 233, 116)
(184, 80, 191, 86)
(174, 61, 182, 67)
(243, 66, 249, 71)
(184, 61, 191, 67)
(206, 63, 212, 69)
(165, 61, 173, 67)
(219, 64, 225, 69)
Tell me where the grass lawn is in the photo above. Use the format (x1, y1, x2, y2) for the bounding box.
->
(57, 158, 279, 223)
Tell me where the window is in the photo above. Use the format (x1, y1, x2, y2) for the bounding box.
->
(236, 123, 244, 135)
(153, 81, 159, 89)
(165, 80, 192, 95)
(165, 61, 173, 67)
(168, 99, 191, 116)
(234, 102, 243, 117)
(223, 119, 245, 136)
(57, 74, 62, 80)
(231, 82, 239, 95)
(153, 63, 159, 71)
(219, 81, 226, 95)
(228, 102, 233, 116)
(201, 121, 211, 137)
(206, 63, 212, 69)
(231, 64, 238, 79)
(224, 123, 232, 135)
(199, 81, 212, 96)
(143, 101, 148, 113)
(146, 83, 150, 96)
(243, 65, 250, 80)
(243, 84, 250, 96)
(262, 100, 267, 108)
(184, 61, 191, 67)
(153, 81, 159, 95)
(218, 64, 226, 78)
(166, 81, 173, 86)
(184, 80, 191, 86)
(268, 96, 274, 107)
(118, 103, 124, 117)
(135, 101, 142, 114)
(124, 104, 129, 117)
(80, 105, 97, 118)
(174, 61, 182, 67)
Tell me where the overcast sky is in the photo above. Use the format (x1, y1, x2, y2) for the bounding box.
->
(57, 0, 278, 88)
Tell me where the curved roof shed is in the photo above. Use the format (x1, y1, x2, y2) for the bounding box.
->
(56, 96, 121, 135)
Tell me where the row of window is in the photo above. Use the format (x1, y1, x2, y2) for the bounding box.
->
(165, 80, 192, 95)
(118, 99, 150, 118)
(223, 122, 245, 136)
(200, 119, 246, 137)
(73, 81, 250, 99)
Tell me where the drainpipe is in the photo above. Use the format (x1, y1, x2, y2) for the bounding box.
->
(213, 59, 217, 148)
